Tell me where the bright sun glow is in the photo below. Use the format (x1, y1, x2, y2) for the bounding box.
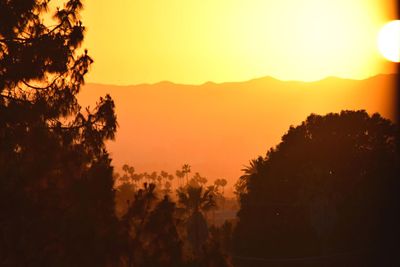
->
(75, 0, 397, 85)
(378, 20, 400, 62)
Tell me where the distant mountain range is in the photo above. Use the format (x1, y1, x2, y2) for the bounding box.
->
(79, 74, 396, 194)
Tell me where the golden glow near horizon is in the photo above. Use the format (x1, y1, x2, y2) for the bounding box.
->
(76, 0, 397, 85)
(378, 20, 400, 62)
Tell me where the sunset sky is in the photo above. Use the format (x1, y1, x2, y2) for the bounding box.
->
(74, 0, 398, 85)
(68, 1, 399, 192)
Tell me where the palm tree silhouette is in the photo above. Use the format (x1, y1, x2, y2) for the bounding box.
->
(176, 164, 191, 187)
(176, 185, 216, 255)
(176, 170, 184, 188)
(235, 157, 264, 197)
(182, 164, 191, 185)
(177, 186, 216, 214)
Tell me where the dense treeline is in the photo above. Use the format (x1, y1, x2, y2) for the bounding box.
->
(233, 110, 400, 266)
(117, 179, 232, 266)
(113, 164, 228, 218)
(1, 1, 399, 267)
(113, 164, 232, 266)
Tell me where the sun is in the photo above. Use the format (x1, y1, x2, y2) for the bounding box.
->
(378, 20, 400, 62)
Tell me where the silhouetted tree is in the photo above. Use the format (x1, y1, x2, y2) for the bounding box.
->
(177, 186, 216, 217)
(0, 1, 119, 266)
(115, 181, 136, 218)
(234, 157, 263, 199)
(233, 110, 400, 266)
(176, 164, 191, 187)
(182, 164, 191, 185)
(121, 164, 135, 184)
(176, 169, 185, 187)
(177, 185, 216, 257)
(142, 195, 184, 267)
(214, 178, 227, 195)
(204, 222, 234, 267)
(122, 183, 157, 266)
(209, 221, 234, 256)
(189, 172, 208, 187)
(122, 184, 184, 267)
(213, 179, 228, 210)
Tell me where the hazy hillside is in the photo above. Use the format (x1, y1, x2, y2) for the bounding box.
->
(79, 74, 395, 194)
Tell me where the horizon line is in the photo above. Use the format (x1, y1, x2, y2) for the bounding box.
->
(85, 72, 396, 88)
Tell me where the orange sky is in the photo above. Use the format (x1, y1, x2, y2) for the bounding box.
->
(73, 0, 398, 85)
(51, 0, 399, 194)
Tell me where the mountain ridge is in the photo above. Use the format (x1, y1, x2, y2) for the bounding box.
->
(85, 73, 396, 88)
(79, 74, 396, 195)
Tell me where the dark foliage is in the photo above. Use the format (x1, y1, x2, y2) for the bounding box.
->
(121, 183, 184, 267)
(0, 1, 119, 266)
(233, 110, 400, 266)
(118, 182, 233, 267)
